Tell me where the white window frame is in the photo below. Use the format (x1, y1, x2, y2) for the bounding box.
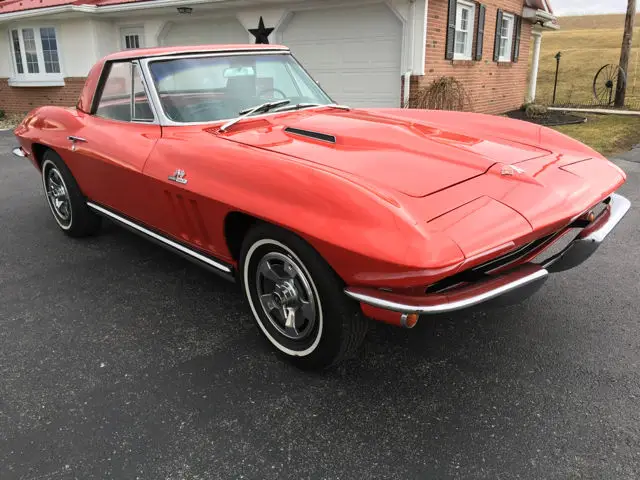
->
(7, 25, 65, 87)
(120, 27, 145, 50)
(453, 0, 476, 61)
(498, 13, 515, 63)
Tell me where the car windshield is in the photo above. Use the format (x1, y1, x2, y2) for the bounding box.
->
(148, 53, 333, 123)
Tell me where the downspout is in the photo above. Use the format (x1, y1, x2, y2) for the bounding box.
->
(404, 0, 417, 107)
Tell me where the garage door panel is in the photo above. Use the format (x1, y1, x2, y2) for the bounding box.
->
(282, 4, 402, 108)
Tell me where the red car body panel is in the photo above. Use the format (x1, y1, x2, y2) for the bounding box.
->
(14, 46, 628, 324)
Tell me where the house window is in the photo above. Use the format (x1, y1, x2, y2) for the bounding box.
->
(454, 1, 476, 60)
(121, 27, 145, 50)
(498, 13, 514, 62)
(8, 26, 63, 85)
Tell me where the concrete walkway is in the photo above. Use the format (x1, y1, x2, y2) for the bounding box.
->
(548, 106, 640, 116)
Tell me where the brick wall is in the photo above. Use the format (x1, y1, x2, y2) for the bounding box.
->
(412, 0, 532, 114)
(0, 78, 86, 114)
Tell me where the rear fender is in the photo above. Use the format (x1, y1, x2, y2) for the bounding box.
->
(14, 106, 85, 170)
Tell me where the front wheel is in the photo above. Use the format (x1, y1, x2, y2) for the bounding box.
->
(240, 224, 368, 370)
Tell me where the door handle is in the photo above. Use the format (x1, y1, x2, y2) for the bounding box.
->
(68, 136, 87, 151)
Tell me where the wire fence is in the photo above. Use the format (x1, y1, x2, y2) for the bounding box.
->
(534, 32, 640, 111)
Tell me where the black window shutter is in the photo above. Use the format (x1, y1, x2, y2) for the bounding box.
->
(474, 4, 486, 61)
(512, 15, 522, 62)
(445, 0, 457, 60)
(493, 9, 503, 62)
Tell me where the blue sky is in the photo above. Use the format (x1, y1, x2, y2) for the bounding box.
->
(553, 0, 640, 16)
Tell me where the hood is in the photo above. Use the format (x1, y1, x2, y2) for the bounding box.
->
(216, 108, 551, 198)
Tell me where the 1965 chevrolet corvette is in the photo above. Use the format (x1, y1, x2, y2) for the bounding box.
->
(13, 45, 631, 369)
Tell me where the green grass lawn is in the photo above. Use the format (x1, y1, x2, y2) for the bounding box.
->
(553, 114, 640, 157)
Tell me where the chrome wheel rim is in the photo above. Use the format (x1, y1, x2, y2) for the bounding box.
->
(44, 165, 72, 227)
(255, 251, 317, 341)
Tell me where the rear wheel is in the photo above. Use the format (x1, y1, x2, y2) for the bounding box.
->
(239, 224, 368, 370)
(41, 149, 101, 237)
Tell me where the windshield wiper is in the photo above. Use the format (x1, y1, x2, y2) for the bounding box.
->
(272, 103, 351, 113)
(219, 100, 290, 132)
(271, 102, 321, 112)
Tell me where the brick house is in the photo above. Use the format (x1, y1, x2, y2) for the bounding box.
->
(0, 0, 556, 115)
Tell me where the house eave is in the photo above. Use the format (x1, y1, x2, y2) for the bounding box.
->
(522, 6, 560, 30)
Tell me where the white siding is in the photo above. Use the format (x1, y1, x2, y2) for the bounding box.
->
(0, 29, 12, 77)
(93, 20, 119, 59)
(161, 18, 248, 46)
(58, 19, 99, 77)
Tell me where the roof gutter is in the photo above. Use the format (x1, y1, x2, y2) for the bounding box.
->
(96, 0, 231, 13)
(0, 0, 234, 22)
(0, 5, 88, 23)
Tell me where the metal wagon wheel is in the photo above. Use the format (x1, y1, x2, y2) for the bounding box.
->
(593, 64, 627, 106)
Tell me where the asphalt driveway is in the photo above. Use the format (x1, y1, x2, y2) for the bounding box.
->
(1, 129, 639, 479)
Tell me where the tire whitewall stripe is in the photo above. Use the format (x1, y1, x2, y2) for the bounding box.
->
(244, 239, 323, 357)
(42, 159, 73, 231)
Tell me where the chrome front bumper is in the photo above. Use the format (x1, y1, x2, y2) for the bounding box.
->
(345, 193, 631, 315)
(544, 193, 631, 272)
(12, 147, 27, 157)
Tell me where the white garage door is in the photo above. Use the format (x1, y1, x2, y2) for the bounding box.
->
(281, 4, 402, 108)
(162, 18, 248, 46)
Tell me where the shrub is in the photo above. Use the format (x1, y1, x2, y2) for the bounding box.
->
(0, 109, 5, 120)
(525, 103, 548, 119)
(409, 76, 472, 111)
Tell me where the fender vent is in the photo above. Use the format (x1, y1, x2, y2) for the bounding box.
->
(284, 127, 336, 143)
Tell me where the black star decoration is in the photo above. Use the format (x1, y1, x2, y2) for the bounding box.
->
(249, 16, 274, 44)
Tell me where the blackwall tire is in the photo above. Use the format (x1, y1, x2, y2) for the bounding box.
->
(41, 149, 101, 238)
(240, 224, 369, 370)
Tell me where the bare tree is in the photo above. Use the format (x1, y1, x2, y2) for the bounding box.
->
(615, 0, 637, 107)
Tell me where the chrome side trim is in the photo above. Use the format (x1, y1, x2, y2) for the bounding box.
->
(86, 202, 232, 274)
(12, 147, 26, 157)
(345, 268, 549, 315)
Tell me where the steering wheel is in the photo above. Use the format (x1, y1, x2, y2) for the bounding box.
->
(257, 88, 287, 101)
(182, 101, 221, 122)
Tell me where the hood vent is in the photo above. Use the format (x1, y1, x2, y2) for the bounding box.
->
(284, 127, 336, 144)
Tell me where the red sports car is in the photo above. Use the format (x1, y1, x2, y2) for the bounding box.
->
(13, 45, 630, 369)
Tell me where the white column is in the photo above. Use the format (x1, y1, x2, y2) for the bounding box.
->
(527, 29, 543, 103)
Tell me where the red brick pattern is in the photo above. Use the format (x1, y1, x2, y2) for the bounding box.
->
(0, 78, 86, 114)
(413, 0, 532, 114)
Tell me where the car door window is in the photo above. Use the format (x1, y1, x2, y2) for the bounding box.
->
(95, 61, 154, 122)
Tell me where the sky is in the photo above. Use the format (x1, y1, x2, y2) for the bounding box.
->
(552, 0, 640, 16)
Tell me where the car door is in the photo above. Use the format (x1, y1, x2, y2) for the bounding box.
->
(69, 61, 162, 224)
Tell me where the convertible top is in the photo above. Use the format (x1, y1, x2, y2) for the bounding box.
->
(76, 44, 290, 113)
(102, 44, 289, 62)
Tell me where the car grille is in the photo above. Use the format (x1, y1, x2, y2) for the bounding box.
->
(425, 197, 611, 294)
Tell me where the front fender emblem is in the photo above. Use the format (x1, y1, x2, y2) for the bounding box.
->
(168, 169, 188, 185)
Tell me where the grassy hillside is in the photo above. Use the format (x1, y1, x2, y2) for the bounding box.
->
(556, 14, 640, 30)
(533, 14, 640, 107)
